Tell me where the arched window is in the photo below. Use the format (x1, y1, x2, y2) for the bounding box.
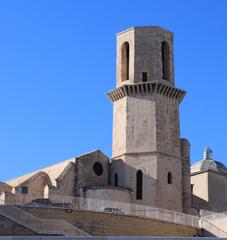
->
(161, 41, 170, 81)
(136, 170, 143, 200)
(44, 185, 49, 199)
(121, 42, 130, 81)
(167, 172, 172, 184)
(114, 173, 118, 187)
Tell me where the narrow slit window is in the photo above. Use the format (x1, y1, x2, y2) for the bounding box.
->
(136, 170, 143, 199)
(114, 173, 118, 187)
(162, 41, 170, 81)
(167, 172, 172, 184)
(142, 72, 147, 82)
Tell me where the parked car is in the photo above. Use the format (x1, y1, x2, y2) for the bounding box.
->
(30, 198, 51, 206)
(27, 198, 73, 209)
(103, 207, 124, 215)
(51, 202, 73, 208)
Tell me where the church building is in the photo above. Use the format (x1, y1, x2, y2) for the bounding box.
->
(0, 26, 226, 217)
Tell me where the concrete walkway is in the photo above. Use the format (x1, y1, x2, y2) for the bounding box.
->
(0, 205, 89, 236)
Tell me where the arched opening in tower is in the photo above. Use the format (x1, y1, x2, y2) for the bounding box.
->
(121, 42, 130, 81)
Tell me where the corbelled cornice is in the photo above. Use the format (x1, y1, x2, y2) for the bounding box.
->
(107, 82, 186, 103)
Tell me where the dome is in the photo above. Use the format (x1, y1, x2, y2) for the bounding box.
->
(191, 147, 227, 174)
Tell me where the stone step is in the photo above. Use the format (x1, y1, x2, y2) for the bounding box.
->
(0, 205, 89, 236)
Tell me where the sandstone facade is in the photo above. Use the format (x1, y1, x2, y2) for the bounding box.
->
(191, 149, 227, 213)
(109, 27, 189, 212)
(1, 26, 226, 218)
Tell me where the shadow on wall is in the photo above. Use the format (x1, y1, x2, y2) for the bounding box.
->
(109, 159, 158, 207)
(109, 154, 186, 213)
(192, 193, 227, 214)
(192, 194, 209, 215)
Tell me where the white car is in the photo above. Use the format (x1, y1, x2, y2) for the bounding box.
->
(101, 207, 124, 215)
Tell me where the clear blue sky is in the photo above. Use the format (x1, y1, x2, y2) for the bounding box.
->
(0, 0, 227, 181)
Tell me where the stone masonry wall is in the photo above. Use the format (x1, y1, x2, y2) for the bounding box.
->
(75, 151, 109, 197)
(14, 172, 52, 204)
(20, 206, 201, 237)
(116, 27, 175, 87)
(0, 215, 36, 236)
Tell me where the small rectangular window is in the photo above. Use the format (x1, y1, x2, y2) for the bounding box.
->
(21, 186, 28, 194)
(142, 72, 147, 82)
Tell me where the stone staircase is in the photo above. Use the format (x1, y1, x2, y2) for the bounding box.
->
(0, 205, 89, 236)
(201, 212, 227, 237)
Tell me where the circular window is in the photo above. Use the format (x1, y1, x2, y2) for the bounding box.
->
(93, 162, 103, 176)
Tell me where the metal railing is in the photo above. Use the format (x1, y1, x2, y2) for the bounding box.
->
(3, 194, 227, 237)
(202, 211, 227, 220)
(199, 209, 217, 217)
(3, 195, 200, 229)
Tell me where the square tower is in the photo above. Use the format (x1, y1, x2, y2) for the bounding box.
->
(108, 27, 189, 212)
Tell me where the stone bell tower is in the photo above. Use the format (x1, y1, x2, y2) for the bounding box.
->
(108, 26, 190, 212)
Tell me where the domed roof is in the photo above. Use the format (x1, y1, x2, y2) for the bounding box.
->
(191, 147, 227, 174)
